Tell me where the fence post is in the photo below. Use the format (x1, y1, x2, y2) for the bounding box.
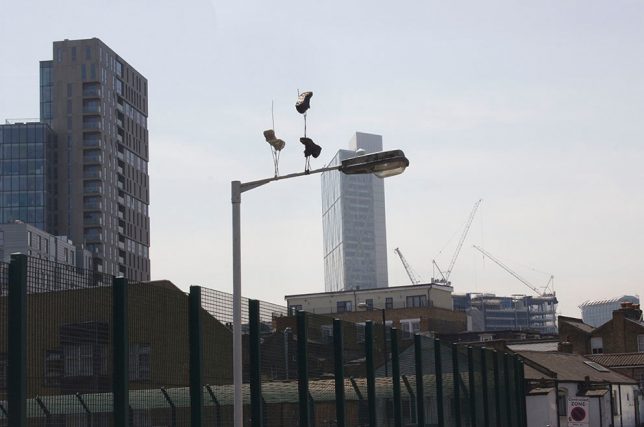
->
(190, 286, 204, 427)
(434, 338, 444, 426)
(480, 348, 489, 427)
(452, 343, 461, 427)
(112, 276, 129, 427)
(414, 334, 425, 427)
(492, 350, 501, 425)
(514, 356, 522, 427)
(503, 353, 512, 427)
(333, 319, 345, 427)
(296, 311, 310, 426)
(519, 359, 528, 426)
(390, 328, 402, 427)
(365, 321, 377, 427)
(467, 346, 476, 427)
(249, 299, 263, 427)
(8, 253, 27, 427)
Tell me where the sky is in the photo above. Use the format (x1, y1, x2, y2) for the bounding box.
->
(1, 0, 643, 317)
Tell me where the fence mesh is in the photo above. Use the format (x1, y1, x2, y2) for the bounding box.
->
(2, 255, 531, 426)
(0, 262, 7, 422)
(25, 256, 114, 426)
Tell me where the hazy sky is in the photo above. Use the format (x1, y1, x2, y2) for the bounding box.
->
(1, 1, 643, 317)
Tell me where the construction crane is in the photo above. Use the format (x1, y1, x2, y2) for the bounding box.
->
(433, 199, 483, 283)
(394, 247, 422, 285)
(472, 245, 554, 296)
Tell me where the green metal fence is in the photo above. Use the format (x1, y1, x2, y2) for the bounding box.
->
(1, 254, 528, 426)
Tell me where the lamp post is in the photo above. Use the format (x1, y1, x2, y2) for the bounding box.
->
(357, 302, 390, 376)
(231, 150, 409, 427)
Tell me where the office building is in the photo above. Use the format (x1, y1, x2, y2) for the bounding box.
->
(321, 132, 387, 292)
(579, 295, 640, 327)
(0, 122, 57, 233)
(453, 293, 559, 334)
(39, 38, 150, 280)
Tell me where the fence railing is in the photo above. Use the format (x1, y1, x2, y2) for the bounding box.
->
(1, 253, 528, 426)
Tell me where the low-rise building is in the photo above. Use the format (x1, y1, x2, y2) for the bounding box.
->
(519, 350, 641, 427)
(559, 303, 644, 355)
(0, 221, 92, 270)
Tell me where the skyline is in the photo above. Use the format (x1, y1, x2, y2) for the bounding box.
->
(1, 1, 643, 317)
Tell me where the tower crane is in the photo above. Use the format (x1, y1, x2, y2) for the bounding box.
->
(433, 199, 483, 284)
(472, 245, 554, 296)
(394, 247, 422, 285)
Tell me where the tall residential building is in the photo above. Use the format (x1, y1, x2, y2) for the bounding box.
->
(579, 295, 640, 327)
(321, 132, 388, 292)
(39, 38, 150, 280)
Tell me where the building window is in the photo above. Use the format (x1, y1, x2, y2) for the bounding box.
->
(638, 335, 644, 352)
(557, 388, 567, 416)
(401, 318, 421, 339)
(591, 337, 603, 354)
(365, 299, 374, 310)
(406, 295, 427, 308)
(385, 297, 393, 309)
(44, 350, 63, 386)
(129, 344, 150, 381)
(63, 344, 94, 376)
(337, 301, 353, 313)
(320, 325, 333, 344)
(356, 323, 365, 343)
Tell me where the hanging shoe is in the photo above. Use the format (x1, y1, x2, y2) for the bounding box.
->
(300, 137, 322, 158)
(263, 129, 285, 151)
(295, 91, 313, 114)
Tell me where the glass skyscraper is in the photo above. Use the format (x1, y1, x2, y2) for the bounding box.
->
(0, 123, 57, 233)
(321, 132, 388, 292)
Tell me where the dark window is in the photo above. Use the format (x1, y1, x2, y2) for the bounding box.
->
(385, 297, 393, 309)
(365, 299, 374, 310)
(406, 295, 427, 308)
(557, 390, 567, 416)
(44, 350, 63, 386)
(129, 344, 151, 381)
(336, 301, 353, 313)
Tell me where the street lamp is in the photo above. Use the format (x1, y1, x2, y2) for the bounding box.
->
(231, 149, 409, 426)
(357, 301, 390, 376)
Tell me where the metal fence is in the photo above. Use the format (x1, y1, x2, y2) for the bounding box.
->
(0, 253, 527, 426)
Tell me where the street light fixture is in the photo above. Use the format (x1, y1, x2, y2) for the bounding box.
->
(357, 301, 390, 377)
(231, 149, 410, 427)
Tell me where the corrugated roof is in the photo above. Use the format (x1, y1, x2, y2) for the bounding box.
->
(517, 351, 637, 384)
(586, 353, 644, 368)
(579, 295, 639, 308)
(0, 375, 458, 419)
(508, 342, 559, 352)
(559, 318, 594, 334)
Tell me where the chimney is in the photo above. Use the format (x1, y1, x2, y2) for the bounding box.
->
(616, 303, 643, 322)
(558, 340, 573, 353)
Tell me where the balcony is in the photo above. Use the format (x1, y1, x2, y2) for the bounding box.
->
(83, 83, 102, 98)
(83, 169, 102, 179)
(83, 199, 102, 210)
(83, 103, 101, 114)
(83, 116, 102, 130)
(84, 216, 103, 226)
(83, 150, 103, 164)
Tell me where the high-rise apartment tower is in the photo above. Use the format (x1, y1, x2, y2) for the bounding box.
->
(321, 132, 388, 292)
(40, 38, 150, 280)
